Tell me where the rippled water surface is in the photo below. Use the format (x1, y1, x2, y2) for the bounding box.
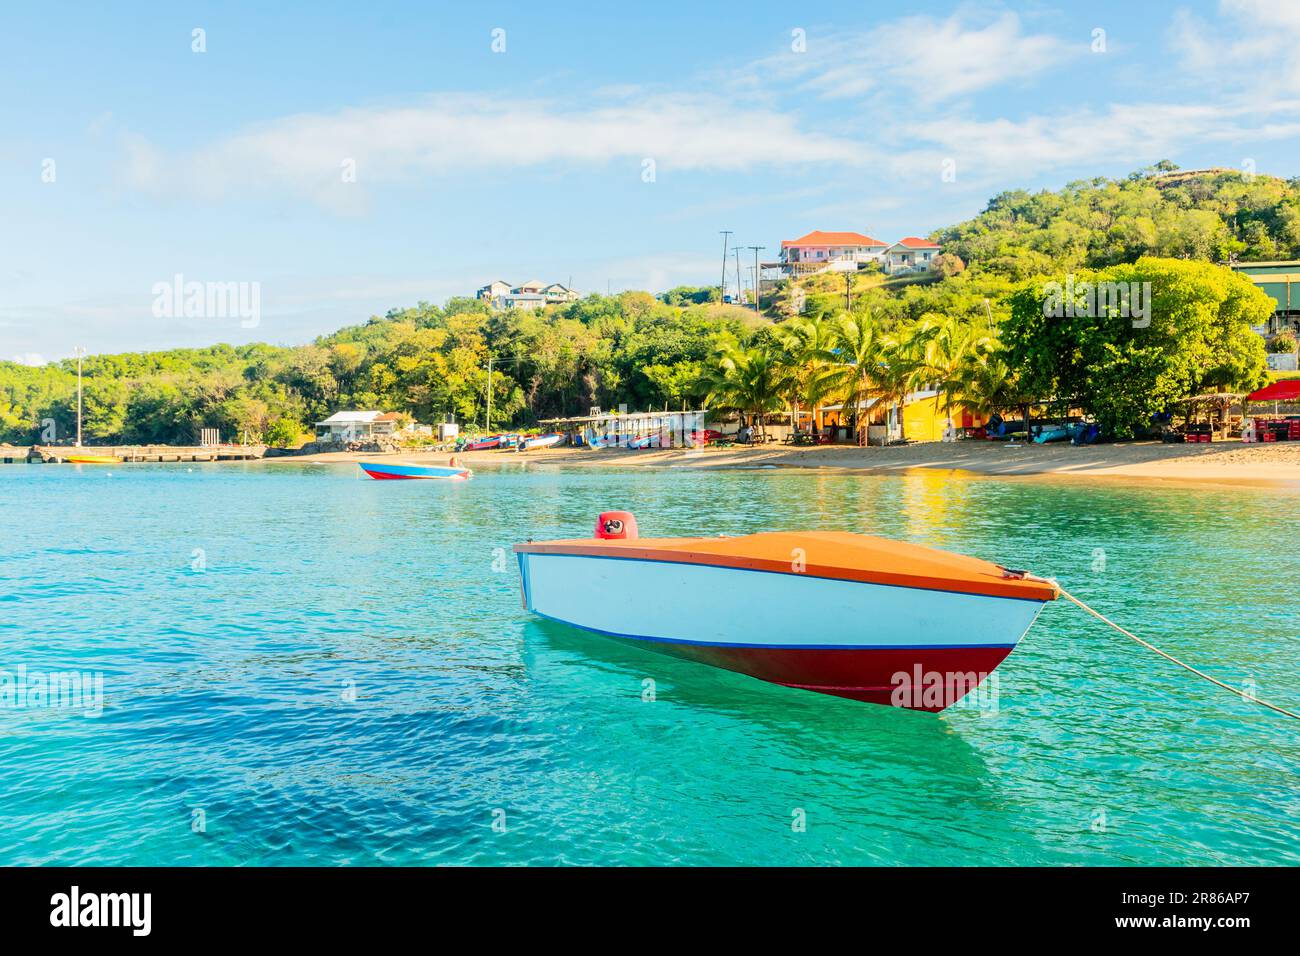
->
(1, 460, 1297, 865)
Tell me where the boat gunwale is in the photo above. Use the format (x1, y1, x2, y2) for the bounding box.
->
(514, 543, 1059, 602)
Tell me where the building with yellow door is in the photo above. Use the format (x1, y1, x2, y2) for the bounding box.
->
(818, 390, 988, 444)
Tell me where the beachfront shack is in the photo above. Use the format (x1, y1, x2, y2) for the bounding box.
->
(315, 410, 402, 444)
(1242, 379, 1300, 441)
(537, 409, 710, 448)
(819, 391, 989, 444)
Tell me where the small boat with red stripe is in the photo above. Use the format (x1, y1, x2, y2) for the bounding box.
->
(515, 512, 1059, 711)
(358, 458, 471, 480)
(461, 435, 502, 451)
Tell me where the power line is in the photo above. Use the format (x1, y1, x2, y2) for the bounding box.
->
(747, 246, 765, 314)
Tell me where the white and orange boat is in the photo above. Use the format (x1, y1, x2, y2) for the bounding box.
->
(515, 512, 1059, 711)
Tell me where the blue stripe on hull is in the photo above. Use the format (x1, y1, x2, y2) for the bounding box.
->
(530, 609, 1014, 651)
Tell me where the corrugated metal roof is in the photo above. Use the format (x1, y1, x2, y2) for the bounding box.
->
(316, 411, 383, 424)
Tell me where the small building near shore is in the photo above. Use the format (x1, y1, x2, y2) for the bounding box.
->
(315, 410, 403, 443)
(819, 391, 988, 444)
(1229, 261, 1300, 336)
(537, 409, 709, 447)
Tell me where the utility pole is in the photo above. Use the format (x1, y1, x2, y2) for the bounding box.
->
(74, 345, 86, 447)
(845, 272, 852, 313)
(734, 248, 743, 305)
(719, 231, 732, 302)
(485, 353, 493, 433)
(747, 246, 764, 313)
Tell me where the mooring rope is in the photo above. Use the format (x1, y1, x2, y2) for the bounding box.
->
(1021, 574, 1300, 722)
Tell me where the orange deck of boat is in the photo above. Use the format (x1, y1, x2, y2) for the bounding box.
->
(514, 531, 1060, 602)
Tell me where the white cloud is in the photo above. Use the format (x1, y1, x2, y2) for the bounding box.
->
(97, 7, 1300, 231)
(1171, 1, 1300, 91)
(10, 353, 47, 366)
(885, 98, 1300, 185)
(583, 252, 721, 296)
(119, 92, 866, 211)
(752, 11, 1074, 105)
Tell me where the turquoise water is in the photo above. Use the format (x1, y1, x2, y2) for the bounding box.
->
(1, 460, 1297, 866)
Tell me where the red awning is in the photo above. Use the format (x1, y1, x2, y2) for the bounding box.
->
(1246, 380, 1300, 402)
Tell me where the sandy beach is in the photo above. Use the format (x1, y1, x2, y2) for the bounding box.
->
(273, 438, 1300, 489)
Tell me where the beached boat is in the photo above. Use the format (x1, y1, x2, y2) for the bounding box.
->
(520, 433, 563, 451)
(462, 436, 502, 451)
(358, 460, 470, 480)
(515, 513, 1059, 711)
(1032, 424, 1070, 444)
(65, 454, 121, 464)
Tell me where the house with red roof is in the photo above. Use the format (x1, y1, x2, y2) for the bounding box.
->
(885, 237, 942, 274)
(778, 231, 888, 273)
(769, 230, 942, 279)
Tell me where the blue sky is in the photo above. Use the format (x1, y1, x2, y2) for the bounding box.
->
(3, 0, 1299, 362)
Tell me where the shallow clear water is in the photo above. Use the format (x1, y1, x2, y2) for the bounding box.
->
(0, 460, 1297, 866)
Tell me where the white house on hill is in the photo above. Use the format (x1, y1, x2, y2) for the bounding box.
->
(885, 237, 942, 273)
(766, 230, 943, 279)
(476, 279, 580, 310)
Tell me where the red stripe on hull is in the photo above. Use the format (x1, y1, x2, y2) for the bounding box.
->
(610, 639, 1012, 711)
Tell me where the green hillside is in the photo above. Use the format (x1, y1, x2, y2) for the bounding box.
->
(0, 164, 1283, 445)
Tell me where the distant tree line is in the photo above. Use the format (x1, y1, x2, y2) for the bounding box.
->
(0, 166, 1278, 446)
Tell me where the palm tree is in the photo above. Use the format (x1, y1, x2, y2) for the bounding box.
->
(701, 341, 793, 441)
(824, 313, 889, 443)
(963, 352, 1023, 416)
(905, 314, 994, 435)
(962, 347, 1030, 435)
(775, 316, 840, 436)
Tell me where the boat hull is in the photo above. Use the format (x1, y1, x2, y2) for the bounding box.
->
(516, 550, 1045, 711)
(358, 462, 470, 480)
(607, 638, 1012, 709)
(521, 434, 562, 451)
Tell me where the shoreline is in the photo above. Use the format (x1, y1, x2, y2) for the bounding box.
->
(264, 439, 1300, 490)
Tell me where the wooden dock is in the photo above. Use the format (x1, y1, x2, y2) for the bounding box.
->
(1, 445, 266, 464)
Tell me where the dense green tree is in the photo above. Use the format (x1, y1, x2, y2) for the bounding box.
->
(701, 341, 793, 441)
(1002, 257, 1270, 438)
